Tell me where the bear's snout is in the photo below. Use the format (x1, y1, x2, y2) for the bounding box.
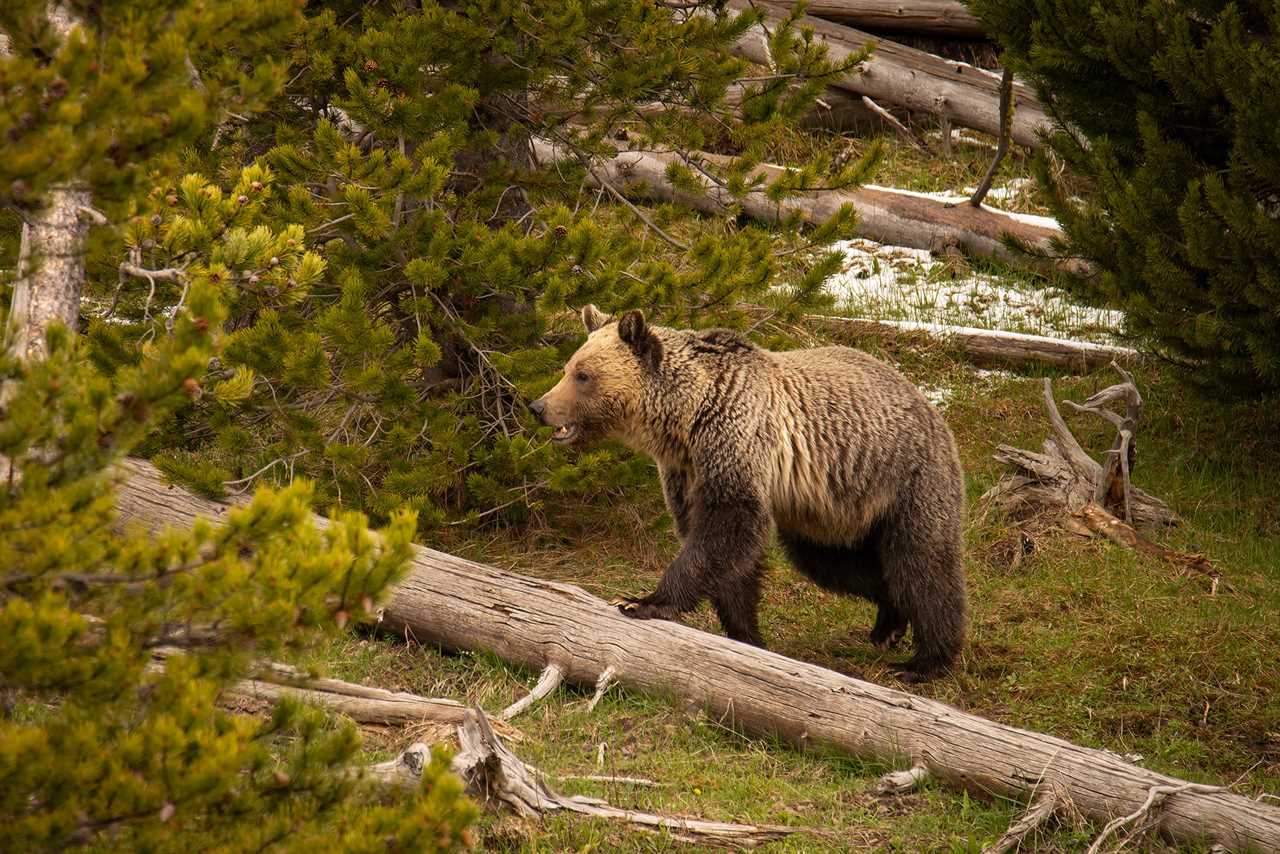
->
(528, 398, 548, 424)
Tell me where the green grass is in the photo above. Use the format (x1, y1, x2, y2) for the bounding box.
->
(286, 341, 1278, 852)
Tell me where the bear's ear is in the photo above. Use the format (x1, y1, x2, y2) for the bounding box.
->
(581, 304, 611, 333)
(617, 309, 647, 345)
(618, 309, 662, 370)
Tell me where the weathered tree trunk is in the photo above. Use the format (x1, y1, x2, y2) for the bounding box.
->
(728, 0, 1050, 148)
(802, 0, 985, 38)
(114, 459, 1280, 853)
(2, 5, 91, 362)
(800, 316, 1138, 372)
(531, 140, 1088, 276)
(6, 188, 92, 360)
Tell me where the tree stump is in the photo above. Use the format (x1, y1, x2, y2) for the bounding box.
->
(983, 364, 1219, 585)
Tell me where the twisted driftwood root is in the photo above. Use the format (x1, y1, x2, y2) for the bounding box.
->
(983, 365, 1220, 585)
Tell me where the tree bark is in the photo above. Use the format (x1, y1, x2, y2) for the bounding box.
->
(114, 459, 1280, 853)
(531, 140, 1088, 276)
(803, 0, 985, 38)
(6, 188, 92, 360)
(728, 0, 1050, 148)
(2, 4, 90, 362)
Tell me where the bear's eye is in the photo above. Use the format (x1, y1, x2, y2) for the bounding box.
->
(574, 370, 590, 384)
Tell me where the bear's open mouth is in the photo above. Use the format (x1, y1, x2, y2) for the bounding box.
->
(550, 423, 580, 444)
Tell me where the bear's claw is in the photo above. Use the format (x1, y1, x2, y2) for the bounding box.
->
(611, 595, 676, 620)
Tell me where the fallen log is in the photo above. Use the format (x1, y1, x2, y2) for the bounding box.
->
(799, 316, 1139, 372)
(728, 0, 1050, 147)
(532, 139, 1089, 276)
(115, 459, 1280, 852)
(803, 0, 985, 38)
(148, 648, 525, 739)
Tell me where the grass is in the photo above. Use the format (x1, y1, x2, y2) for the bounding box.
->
(290, 338, 1279, 852)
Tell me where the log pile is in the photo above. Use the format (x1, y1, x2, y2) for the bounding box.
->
(532, 139, 1088, 277)
(115, 458, 1280, 852)
(725, 0, 1051, 148)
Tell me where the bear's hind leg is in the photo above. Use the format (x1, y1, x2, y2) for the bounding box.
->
(878, 506, 966, 682)
(711, 563, 765, 647)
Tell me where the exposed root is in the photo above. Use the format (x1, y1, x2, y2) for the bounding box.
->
(983, 365, 1222, 587)
(500, 663, 565, 721)
(877, 762, 930, 795)
(984, 791, 1059, 854)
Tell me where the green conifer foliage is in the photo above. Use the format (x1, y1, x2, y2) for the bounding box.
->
(84, 1, 878, 526)
(0, 0, 298, 209)
(0, 288, 475, 850)
(969, 0, 1280, 394)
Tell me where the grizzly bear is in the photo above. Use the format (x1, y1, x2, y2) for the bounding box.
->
(529, 305, 966, 680)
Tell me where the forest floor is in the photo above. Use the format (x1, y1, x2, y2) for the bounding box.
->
(292, 138, 1280, 851)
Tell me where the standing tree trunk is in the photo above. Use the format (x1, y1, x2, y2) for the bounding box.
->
(3, 4, 90, 361)
(113, 458, 1280, 853)
(6, 187, 92, 359)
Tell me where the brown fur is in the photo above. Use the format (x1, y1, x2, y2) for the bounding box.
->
(530, 306, 967, 680)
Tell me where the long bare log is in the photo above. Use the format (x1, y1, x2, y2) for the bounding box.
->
(114, 459, 1280, 852)
(532, 140, 1087, 276)
(798, 316, 1139, 372)
(802, 0, 985, 38)
(728, 0, 1051, 147)
(148, 648, 524, 738)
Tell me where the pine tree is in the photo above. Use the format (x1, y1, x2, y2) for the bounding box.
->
(76, 1, 878, 526)
(1, 7, 475, 848)
(969, 0, 1280, 395)
(0, 287, 475, 850)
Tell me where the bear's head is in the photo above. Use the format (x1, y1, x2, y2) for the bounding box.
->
(529, 304, 662, 445)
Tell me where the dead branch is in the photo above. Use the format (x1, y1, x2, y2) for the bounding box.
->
(1087, 782, 1228, 854)
(1076, 503, 1221, 589)
(861, 95, 930, 150)
(149, 648, 524, 739)
(969, 68, 1015, 208)
(587, 664, 618, 712)
(984, 791, 1060, 854)
(499, 662, 565, 720)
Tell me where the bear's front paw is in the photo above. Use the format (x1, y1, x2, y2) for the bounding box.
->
(609, 595, 676, 621)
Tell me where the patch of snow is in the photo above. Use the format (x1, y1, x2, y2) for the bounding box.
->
(919, 384, 954, 409)
(824, 238, 1125, 343)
